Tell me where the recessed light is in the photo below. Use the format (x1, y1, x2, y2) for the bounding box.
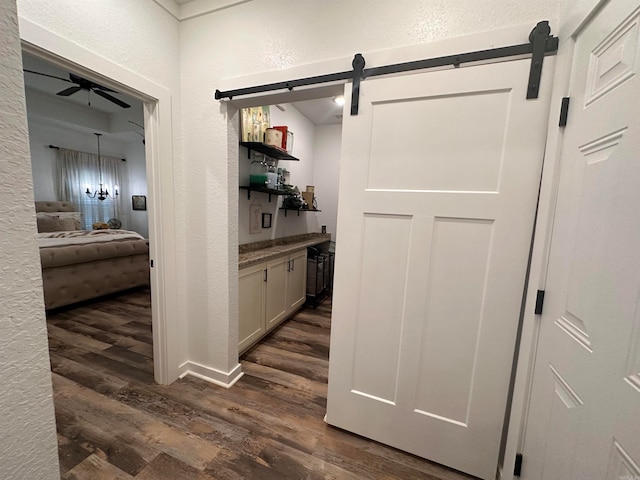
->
(333, 96, 345, 106)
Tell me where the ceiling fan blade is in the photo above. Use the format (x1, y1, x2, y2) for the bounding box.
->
(57, 86, 82, 96)
(23, 69, 73, 83)
(69, 73, 117, 93)
(93, 89, 131, 108)
(68, 73, 84, 84)
(92, 84, 118, 93)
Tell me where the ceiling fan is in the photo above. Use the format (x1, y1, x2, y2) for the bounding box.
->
(23, 69, 131, 109)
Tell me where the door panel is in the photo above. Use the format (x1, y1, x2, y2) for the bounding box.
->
(265, 256, 287, 331)
(367, 89, 510, 192)
(286, 250, 307, 313)
(327, 58, 554, 479)
(238, 263, 265, 352)
(351, 213, 411, 404)
(414, 217, 494, 425)
(523, 2, 640, 478)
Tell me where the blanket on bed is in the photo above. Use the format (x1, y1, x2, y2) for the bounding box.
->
(38, 229, 145, 248)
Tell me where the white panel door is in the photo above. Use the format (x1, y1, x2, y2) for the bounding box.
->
(326, 58, 554, 479)
(523, 2, 640, 478)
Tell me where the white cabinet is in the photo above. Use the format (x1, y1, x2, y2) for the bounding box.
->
(265, 256, 288, 331)
(238, 249, 307, 352)
(238, 262, 266, 352)
(286, 249, 307, 312)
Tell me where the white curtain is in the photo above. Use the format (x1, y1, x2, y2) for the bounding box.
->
(56, 148, 125, 230)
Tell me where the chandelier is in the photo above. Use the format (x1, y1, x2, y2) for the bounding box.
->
(85, 133, 118, 201)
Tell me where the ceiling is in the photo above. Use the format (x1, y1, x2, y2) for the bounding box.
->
(22, 51, 342, 139)
(22, 52, 144, 142)
(290, 97, 344, 126)
(23, 54, 140, 116)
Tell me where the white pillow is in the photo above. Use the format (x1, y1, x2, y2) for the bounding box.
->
(55, 211, 82, 229)
(36, 212, 82, 231)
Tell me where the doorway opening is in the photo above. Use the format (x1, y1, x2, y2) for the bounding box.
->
(227, 46, 555, 479)
(235, 93, 343, 352)
(23, 47, 154, 362)
(19, 43, 172, 384)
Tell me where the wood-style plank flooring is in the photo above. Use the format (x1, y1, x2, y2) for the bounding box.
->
(47, 288, 475, 479)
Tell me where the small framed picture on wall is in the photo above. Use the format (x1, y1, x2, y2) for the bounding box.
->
(132, 195, 147, 211)
(262, 213, 272, 228)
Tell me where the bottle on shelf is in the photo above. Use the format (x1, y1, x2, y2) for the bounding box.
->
(250, 159, 268, 187)
(277, 168, 283, 188)
(266, 163, 279, 190)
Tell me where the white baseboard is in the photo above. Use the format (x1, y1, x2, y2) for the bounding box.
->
(178, 361, 244, 388)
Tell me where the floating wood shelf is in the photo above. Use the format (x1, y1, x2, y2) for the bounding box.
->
(240, 186, 294, 202)
(240, 142, 299, 161)
(280, 208, 322, 217)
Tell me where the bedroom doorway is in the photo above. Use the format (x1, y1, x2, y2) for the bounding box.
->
(23, 50, 154, 371)
(19, 39, 177, 385)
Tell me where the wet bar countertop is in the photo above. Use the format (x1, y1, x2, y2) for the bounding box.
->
(239, 233, 331, 268)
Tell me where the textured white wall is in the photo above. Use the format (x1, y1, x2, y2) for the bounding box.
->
(27, 117, 58, 201)
(17, 0, 185, 380)
(124, 139, 149, 238)
(27, 117, 128, 195)
(312, 124, 342, 241)
(0, 0, 59, 478)
(14, 0, 560, 381)
(180, 0, 560, 375)
(17, 0, 180, 88)
(238, 103, 318, 245)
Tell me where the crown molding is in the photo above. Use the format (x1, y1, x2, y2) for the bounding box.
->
(152, 0, 252, 21)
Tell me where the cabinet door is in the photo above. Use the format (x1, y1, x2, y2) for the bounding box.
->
(287, 249, 307, 313)
(238, 263, 265, 353)
(265, 256, 288, 331)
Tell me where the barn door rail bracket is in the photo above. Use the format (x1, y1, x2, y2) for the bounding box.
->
(527, 21, 555, 99)
(215, 21, 558, 114)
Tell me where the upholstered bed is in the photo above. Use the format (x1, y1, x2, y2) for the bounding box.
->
(35, 201, 150, 310)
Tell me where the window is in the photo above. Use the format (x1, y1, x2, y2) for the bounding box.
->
(56, 148, 124, 229)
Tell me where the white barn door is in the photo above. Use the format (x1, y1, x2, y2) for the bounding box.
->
(523, 1, 640, 478)
(326, 58, 554, 479)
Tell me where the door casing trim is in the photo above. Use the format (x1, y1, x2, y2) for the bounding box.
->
(19, 17, 182, 385)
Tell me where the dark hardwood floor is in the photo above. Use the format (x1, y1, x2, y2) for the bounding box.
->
(47, 288, 474, 479)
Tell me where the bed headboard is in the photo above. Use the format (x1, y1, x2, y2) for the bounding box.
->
(35, 201, 78, 213)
